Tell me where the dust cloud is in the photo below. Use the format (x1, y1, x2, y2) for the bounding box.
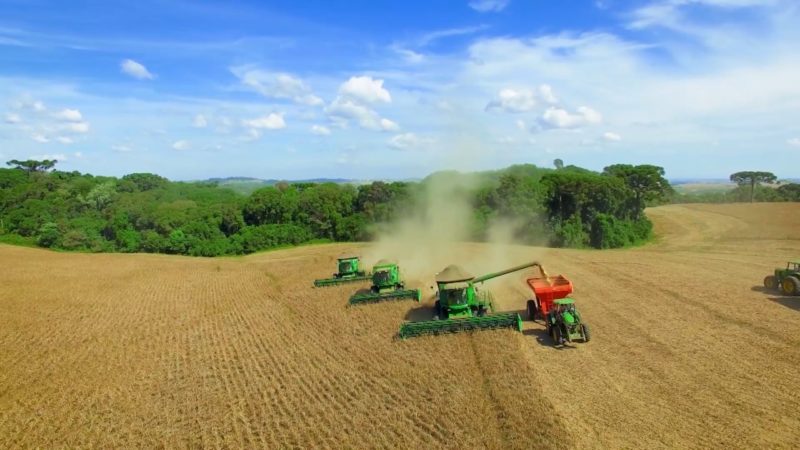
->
(363, 171, 545, 295)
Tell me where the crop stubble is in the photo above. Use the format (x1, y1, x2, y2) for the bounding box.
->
(1, 203, 799, 448)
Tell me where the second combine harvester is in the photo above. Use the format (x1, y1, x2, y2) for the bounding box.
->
(398, 261, 545, 339)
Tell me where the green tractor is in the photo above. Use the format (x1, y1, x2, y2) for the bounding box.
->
(313, 255, 371, 287)
(764, 260, 800, 295)
(546, 298, 590, 345)
(398, 261, 544, 339)
(349, 260, 422, 305)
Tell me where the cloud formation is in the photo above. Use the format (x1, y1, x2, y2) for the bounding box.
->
(233, 68, 323, 106)
(469, 0, 509, 13)
(540, 106, 602, 129)
(120, 59, 155, 80)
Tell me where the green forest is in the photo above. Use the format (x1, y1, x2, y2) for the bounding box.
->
(0, 160, 796, 256)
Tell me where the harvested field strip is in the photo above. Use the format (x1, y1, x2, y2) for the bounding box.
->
(1, 203, 799, 448)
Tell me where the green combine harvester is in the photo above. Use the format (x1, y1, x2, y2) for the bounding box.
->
(398, 261, 543, 339)
(349, 260, 422, 305)
(546, 298, 590, 345)
(313, 255, 371, 287)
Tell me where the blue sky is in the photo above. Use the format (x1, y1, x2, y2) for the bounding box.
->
(1, 0, 799, 181)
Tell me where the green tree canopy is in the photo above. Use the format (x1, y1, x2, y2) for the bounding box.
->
(729, 171, 777, 202)
(6, 159, 58, 173)
(603, 164, 673, 216)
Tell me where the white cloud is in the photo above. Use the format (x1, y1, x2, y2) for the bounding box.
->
(31, 134, 49, 143)
(380, 118, 400, 131)
(192, 114, 208, 128)
(63, 122, 90, 133)
(394, 47, 425, 64)
(4, 113, 21, 124)
(603, 131, 622, 141)
(339, 76, 392, 103)
(232, 68, 323, 106)
(788, 138, 800, 147)
(469, 0, 509, 13)
(120, 59, 155, 80)
(539, 84, 558, 104)
(326, 98, 383, 130)
(32, 101, 46, 112)
(112, 144, 133, 152)
(242, 113, 286, 130)
(54, 108, 82, 122)
(540, 106, 602, 129)
(311, 124, 331, 135)
(56, 136, 74, 144)
(516, 119, 527, 131)
(486, 88, 536, 113)
(172, 140, 190, 151)
(73, 151, 83, 158)
(388, 132, 434, 150)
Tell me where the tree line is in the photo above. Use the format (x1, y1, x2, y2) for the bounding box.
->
(4, 158, 775, 256)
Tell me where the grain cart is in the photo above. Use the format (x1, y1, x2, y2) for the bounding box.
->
(526, 271, 574, 321)
(546, 298, 590, 345)
(397, 261, 544, 339)
(349, 259, 422, 305)
(763, 260, 800, 295)
(313, 255, 371, 287)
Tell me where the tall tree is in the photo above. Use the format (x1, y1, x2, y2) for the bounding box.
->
(602, 164, 673, 216)
(553, 158, 564, 170)
(729, 171, 777, 202)
(6, 159, 58, 173)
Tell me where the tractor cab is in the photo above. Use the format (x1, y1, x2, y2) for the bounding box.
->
(337, 255, 360, 276)
(785, 261, 800, 272)
(554, 298, 577, 322)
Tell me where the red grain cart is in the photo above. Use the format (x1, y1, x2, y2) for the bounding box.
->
(526, 275, 573, 321)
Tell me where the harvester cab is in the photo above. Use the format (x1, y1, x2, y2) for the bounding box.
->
(313, 255, 371, 287)
(547, 298, 590, 345)
(764, 260, 800, 295)
(397, 262, 542, 339)
(349, 260, 422, 305)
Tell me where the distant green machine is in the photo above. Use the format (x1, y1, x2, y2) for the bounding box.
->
(397, 262, 542, 339)
(546, 298, 590, 345)
(313, 255, 371, 287)
(764, 260, 800, 295)
(349, 260, 421, 305)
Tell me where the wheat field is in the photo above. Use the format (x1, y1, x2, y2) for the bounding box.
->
(1, 203, 799, 448)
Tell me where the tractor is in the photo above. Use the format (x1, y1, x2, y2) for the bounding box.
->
(546, 298, 590, 345)
(764, 260, 800, 295)
(397, 261, 544, 339)
(313, 255, 371, 287)
(349, 260, 422, 305)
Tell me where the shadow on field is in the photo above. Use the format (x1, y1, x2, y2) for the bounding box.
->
(768, 297, 800, 312)
(750, 286, 800, 312)
(522, 327, 577, 350)
(404, 304, 436, 321)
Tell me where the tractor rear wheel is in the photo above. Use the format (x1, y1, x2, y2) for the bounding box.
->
(553, 326, 562, 346)
(782, 276, 800, 295)
(764, 275, 777, 290)
(527, 299, 538, 321)
(581, 324, 591, 343)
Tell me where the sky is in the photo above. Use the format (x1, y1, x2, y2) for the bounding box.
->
(1, 0, 799, 181)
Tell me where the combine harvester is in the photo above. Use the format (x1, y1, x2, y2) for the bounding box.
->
(349, 260, 421, 305)
(313, 255, 371, 287)
(398, 261, 544, 339)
